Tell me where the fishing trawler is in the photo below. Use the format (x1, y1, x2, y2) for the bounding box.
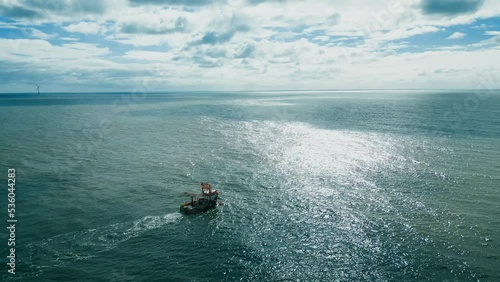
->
(180, 182, 222, 214)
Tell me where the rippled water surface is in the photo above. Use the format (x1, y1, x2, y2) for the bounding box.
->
(0, 91, 499, 281)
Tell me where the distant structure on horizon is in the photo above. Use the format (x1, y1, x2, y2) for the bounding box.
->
(35, 83, 41, 95)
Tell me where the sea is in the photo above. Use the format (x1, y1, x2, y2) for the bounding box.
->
(0, 90, 499, 281)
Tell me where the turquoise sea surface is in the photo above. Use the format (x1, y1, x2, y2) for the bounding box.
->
(0, 90, 499, 281)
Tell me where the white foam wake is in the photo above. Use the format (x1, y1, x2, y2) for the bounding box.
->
(26, 213, 181, 271)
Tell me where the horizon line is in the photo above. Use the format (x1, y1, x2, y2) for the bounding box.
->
(1, 88, 498, 94)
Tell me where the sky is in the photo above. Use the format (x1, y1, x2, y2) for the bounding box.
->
(0, 0, 499, 92)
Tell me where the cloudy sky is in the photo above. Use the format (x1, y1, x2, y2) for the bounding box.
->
(0, 0, 499, 92)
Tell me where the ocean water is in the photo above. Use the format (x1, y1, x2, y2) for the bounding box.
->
(0, 90, 499, 281)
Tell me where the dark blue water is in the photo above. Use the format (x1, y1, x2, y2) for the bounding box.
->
(0, 90, 499, 281)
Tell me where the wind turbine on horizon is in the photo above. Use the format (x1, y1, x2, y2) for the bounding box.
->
(35, 83, 41, 95)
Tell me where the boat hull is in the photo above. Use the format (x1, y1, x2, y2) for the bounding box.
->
(180, 198, 218, 215)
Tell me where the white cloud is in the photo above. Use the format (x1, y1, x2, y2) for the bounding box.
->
(313, 36, 329, 42)
(123, 51, 174, 61)
(64, 22, 103, 34)
(28, 28, 57, 40)
(0, 39, 110, 63)
(485, 31, 500, 36)
(447, 32, 466, 39)
(374, 26, 440, 41)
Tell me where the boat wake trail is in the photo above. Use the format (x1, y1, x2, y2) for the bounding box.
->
(26, 213, 180, 274)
